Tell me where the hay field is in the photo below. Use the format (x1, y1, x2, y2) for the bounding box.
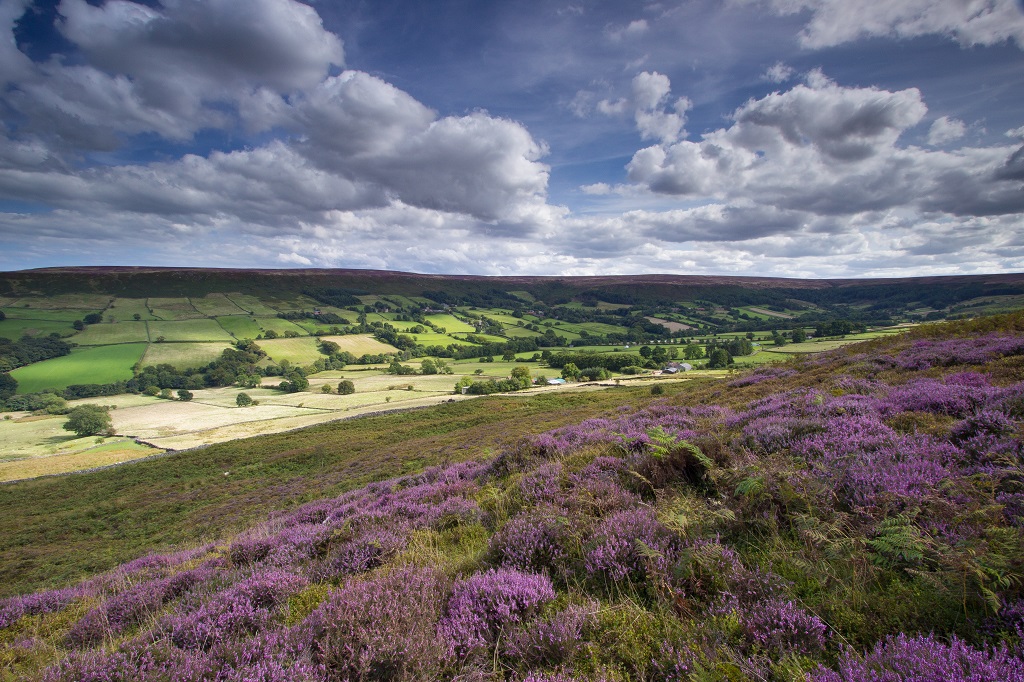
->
(0, 438, 157, 483)
(11, 344, 146, 393)
(71, 321, 149, 345)
(257, 337, 324, 365)
(148, 319, 235, 342)
(318, 334, 399, 355)
(141, 342, 232, 369)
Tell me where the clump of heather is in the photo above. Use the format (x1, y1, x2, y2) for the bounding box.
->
(584, 507, 677, 585)
(439, 569, 556, 658)
(304, 567, 450, 681)
(503, 600, 598, 667)
(810, 633, 1024, 681)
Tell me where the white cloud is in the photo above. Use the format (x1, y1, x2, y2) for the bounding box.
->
(763, 62, 794, 83)
(595, 71, 690, 143)
(927, 116, 967, 145)
(607, 18, 649, 42)
(754, 0, 1024, 49)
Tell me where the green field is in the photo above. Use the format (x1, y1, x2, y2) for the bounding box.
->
(0, 317, 74, 340)
(5, 293, 111, 310)
(140, 342, 232, 369)
(108, 298, 157, 321)
(223, 293, 282, 316)
(148, 297, 204, 320)
(11, 343, 147, 393)
(254, 317, 309, 336)
(148, 319, 235, 342)
(256, 337, 325, 365)
(425, 313, 475, 333)
(0, 308, 89, 321)
(216, 315, 264, 339)
(407, 332, 476, 347)
(71, 321, 150, 345)
(190, 293, 249, 316)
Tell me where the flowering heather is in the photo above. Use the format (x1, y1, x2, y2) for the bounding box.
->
(167, 569, 306, 651)
(727, 366, 798, 387)
(305, 567, 450, 681)
(490, 507, 574, 575)
(439, 569, 556, 657)
(894, 333, 1024, 370)
(584, 507, 677, 584)
(503, 600, 598, 666)
(810, 633, 1024, 681)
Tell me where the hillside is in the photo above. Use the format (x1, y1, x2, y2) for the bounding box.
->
(2, 312, 1023, 680)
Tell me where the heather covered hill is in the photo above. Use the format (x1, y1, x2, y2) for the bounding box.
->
(3, 313, 1024, 680)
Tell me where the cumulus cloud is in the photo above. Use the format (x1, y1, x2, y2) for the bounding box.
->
(606, 18, 649, 42)
(594, 71, 691, 144)
(621, 74, 1024, 242)
(763, 62, 794, 83)
(2, 0, 344, 151)
(927, 116, 967, 145)
(754, 0, 1024, 49)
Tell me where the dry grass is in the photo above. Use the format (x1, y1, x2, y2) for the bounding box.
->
(0, 440, 158, 483)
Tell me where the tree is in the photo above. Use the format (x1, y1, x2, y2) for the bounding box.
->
(0, 310, 4, 321)
(63, 404, 112, 437)
(420, 358, 438, 375)
(791, 328, 807, 343)
(707, 348, 732, 369)
(73, 320, 85, 331)
(0, 372, 17, 400)
(133, 313, 141, 321)
(561, 363, 581, 382)
(338, 379, 355, 395)
(510, 366, 531, 387)
(236, 392, 253, 407)
(177, 389, 193, 402)
(159, 388, 173, 399)
(684, 344, 704, 360)
(83, 313, 103, 325)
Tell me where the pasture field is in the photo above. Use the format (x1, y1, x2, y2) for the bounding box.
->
(425, 313, 475, 333)
(190, 293, 248, 316)
(473, 310, 526, 327)
(70, 320, 149, 345)
(732, 349, 790, 365)
(453, 332, 507, 344)
(256, 337, 324, 365)
(254, 317, 309, 336)
(148, 319, 235, 342)
(140, 342, 232, 369)
(7, 293, 112, 310)
(744, 306, 795, 319)
(0, 317, 74, 339)
(11, 343, 147, 393)
(773, 338, 869, 353)
(261, 294, 319, 312)
(501, 325, 544, 338)
(317, 334, 398, 356)
(223, 293, 281, 316)
(0, 307, 89, 321)
(147, 297, 204, 320)
(402, 331, 473, 347)
(215, 315, 263, 340)
(107, 297, 156, 321)
(0, 440, 157, 483)
(577, 321, 631, 335)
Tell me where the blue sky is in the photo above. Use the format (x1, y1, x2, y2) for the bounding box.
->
(0, 0, 1022, 277)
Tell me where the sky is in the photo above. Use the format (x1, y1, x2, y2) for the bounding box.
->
(0, 0, 1023, 278)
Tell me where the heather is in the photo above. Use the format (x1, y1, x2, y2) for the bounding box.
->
(3, 312, 1024, 680)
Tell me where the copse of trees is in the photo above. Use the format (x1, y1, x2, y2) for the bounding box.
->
(0, 335, 73, 372)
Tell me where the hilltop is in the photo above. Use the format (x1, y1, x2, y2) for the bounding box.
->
(1, 311, 1023, 680)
